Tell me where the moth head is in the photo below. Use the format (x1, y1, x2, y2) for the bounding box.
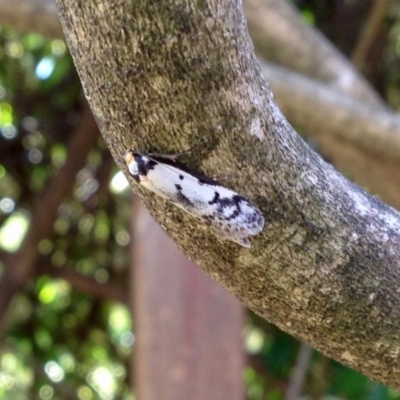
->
(124, 149, 140, 177)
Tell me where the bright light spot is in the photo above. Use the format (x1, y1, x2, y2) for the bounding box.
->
(88, 366, 115, 400)
(112, 364, 125, 378)
(39, 384, 54, 400)
(1, 353, 17, 370)
(44, 361, 65, 383)
(38, 280, 71, 304)
(78, 214, 94, 234)
(22, 116, 39, 132)
(20, 53, 34, 69)
(5, 41, 24, 58)
(1, 125, 17, 139)
(25, 33, 44, 50)
(51, 250, 67, 267)
(51, 40, 66, 56)
(94, 269, 109, 283)
(0, 102, 13, 126)
(108, 305, 131, 334)
(92, 346, 107, 361)
(301, 9, 315, 25)
(94, 218, 109, 240)
(120, 332, 135, 348)
(78, 385, 93, 400)
(245, 327, 265, 354)
(54, 218, 70, 235)
(0, 372, 15, 390)
(0, 198, 15, 214)
(38, 239, 53, 255)
(35, 57, 55, 80)
(51, 144, 67, 167)
(116, 230, 129, 246)
(0, 352, 33, 388)
(109, 171, 129, 194)
(59, 353, 75, 372)
(38, 282, 57, 304)
(0, 211, 29, 252)
(75, 178, 99, 201)
(28, 149, 43, 164)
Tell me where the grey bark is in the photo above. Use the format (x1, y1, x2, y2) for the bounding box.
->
(56, 0, 400, 390)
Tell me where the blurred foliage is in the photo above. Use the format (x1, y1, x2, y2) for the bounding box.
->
(1, 1, 400, 399)
(0, 25, 132, 400)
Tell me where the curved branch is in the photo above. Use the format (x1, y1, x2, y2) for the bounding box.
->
(261, 62, 400, 165)
(56, 0, 400, 389)
(243, 0, 384, 106)
(352, 0, 389, 67)
(264, 61, 400, 210)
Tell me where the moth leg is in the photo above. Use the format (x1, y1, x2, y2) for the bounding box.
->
(231, 236, 251, 248)
(148, 150, 191, 161)
(213, 226, 251, 248)
(213, 173, 235, 182)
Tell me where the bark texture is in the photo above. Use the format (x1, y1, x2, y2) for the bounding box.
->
(56, 0, 400, 389)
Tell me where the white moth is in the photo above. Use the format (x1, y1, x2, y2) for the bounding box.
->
(124, 150, 265, 248)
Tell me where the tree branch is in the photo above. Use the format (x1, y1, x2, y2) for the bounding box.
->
(36, 260, 127, 303)
(285, 343, 313, 400)
(243, 0, 384, 106)
(56, 0, 400, 389)
(261, 62, 400, 166)
(351, 0, 389, 68)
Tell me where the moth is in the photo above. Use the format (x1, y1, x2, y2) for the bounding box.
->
(124, 150, 264, 247)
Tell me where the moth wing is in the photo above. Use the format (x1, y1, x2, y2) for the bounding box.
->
(146, 154, 219, 186)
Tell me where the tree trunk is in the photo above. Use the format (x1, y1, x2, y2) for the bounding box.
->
(132, 200, 244, 400)
(56, 0, 400, 389)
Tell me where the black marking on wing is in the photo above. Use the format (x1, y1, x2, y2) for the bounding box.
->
(208, 191, 220, 205)
(134, 153, 157, 177)
(216, 195, 244, 221)
(174, 183, 194, 207)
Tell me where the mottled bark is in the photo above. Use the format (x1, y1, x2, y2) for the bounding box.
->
(56, 0, 400, 389)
